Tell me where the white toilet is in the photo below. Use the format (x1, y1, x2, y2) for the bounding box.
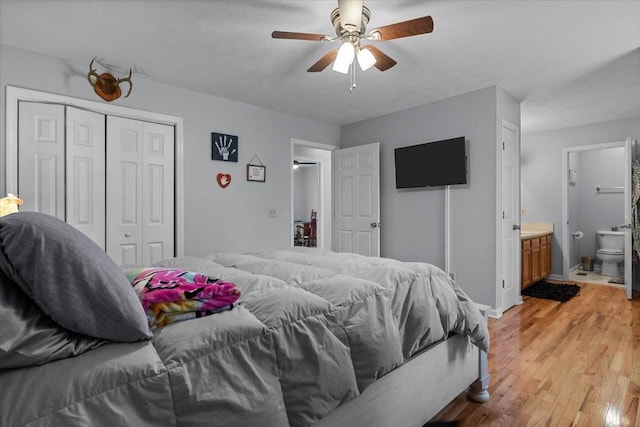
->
(595, 230, 625, 277)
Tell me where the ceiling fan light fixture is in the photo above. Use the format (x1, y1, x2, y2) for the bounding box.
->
(332, 41, 355, 74)
(357, 47, 376, 71)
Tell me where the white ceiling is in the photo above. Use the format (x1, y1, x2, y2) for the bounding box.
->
(1, 0, 639, 133)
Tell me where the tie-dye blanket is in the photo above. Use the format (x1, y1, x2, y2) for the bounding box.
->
(126, 267, 241, 331)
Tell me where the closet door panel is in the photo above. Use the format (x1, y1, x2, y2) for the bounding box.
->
(143, 122, 175, 264)
(15, 97, 177, 266)
(18, 102, 65, 218)
(107, 116, 143, 265)
(66, 107, 106, 249)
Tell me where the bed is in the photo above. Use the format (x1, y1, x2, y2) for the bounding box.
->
(0, 212, 490, 427)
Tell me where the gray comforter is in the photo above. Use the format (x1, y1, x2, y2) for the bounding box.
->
(1, 248, 488, 427)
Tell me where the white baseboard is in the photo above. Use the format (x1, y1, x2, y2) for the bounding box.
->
(487, 308, 502, 319)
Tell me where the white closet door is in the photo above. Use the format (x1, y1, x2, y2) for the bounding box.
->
(18, 102, 65, 218)
(107, 116, 144, 265)
(66, 107, 106, 249)
(106, 116, 175, 265)
(142, 122, 175, 264)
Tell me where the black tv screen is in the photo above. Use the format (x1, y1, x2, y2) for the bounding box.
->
(394, 137, 467, 188)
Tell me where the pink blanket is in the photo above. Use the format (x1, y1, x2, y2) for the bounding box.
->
(127, 268, 241, 331)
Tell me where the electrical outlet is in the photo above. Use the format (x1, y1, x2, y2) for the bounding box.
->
(268, 208, 277, 218)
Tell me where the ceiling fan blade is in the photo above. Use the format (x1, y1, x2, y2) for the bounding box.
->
(370, 16, 434, 41)
(363, 45, 397, 71)
(271, 31, 329, 41)
(338, 0, 363, 31)
(307, 49, 338, 72)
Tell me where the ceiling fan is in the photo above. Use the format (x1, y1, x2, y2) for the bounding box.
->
(272, 0, 434, 74)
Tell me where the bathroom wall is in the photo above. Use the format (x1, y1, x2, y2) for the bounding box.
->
(575, 147, 624, 261)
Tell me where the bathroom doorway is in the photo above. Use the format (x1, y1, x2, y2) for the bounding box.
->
(561, 138, 634, 299)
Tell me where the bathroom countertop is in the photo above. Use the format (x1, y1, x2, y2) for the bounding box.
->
(521, 230, 553, 239)
(521, 222, 553, 240)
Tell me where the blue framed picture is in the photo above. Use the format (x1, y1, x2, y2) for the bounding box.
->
(212, 132, 238, 162)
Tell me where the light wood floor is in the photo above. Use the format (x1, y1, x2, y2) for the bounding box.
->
(431, 283, 640, 426)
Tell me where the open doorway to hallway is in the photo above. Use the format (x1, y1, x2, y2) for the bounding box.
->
(291, 139, 334, 250)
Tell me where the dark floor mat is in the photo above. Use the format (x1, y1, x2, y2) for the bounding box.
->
(522, 281, 580, 302)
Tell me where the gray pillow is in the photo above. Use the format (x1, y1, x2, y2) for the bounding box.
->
(0, 269, 107, 369)
(0, 212, 151, 342)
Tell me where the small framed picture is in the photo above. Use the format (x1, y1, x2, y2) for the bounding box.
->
(212, 133, 238, 162)
(247, 164, 266, 182)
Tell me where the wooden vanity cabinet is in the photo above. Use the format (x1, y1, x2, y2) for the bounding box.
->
(521, 239, 532, 287)
(540, 235, 551, 278)
(521, 234, 552, 289)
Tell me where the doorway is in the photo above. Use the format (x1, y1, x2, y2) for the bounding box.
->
(291, 139, 334, 249)
(561, 139, 634, 299)
(293, 160, 319, 247)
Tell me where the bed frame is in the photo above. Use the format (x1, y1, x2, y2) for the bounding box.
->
(315, 310, 490, 427)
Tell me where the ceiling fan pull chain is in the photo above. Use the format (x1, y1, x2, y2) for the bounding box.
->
(349, 63, 357, 92)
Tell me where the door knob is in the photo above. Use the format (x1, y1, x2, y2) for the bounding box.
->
(370, 222, 381, 228)
(124, 232, 131, 237)
(513, 224, 521, 230)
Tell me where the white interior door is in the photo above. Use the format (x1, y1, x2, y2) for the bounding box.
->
(107, 116, 144, 265)
(66, 106, 106, 249)
(106, 116, 175, 265)
(333, 142, 380, 256)
(17, 102, 65, 218)
(500, 121, 521, 311)
(623, 137, 634, 299)
(142, 122, 175, 264)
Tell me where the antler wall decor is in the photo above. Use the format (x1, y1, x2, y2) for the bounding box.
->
(87, 59, 133, 102)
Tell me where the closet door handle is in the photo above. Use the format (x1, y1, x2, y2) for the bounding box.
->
(124, 232, 132, 238)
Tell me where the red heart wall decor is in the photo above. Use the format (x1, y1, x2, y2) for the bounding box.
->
(217, 173, 231, 189)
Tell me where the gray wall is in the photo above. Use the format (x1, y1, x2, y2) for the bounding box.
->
(521, 116, 640, 277)
(0, 44, 340, 255)
(340, 86, 520, 307)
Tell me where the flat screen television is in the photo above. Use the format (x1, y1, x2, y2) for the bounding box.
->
(394, 136, 467, 188)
